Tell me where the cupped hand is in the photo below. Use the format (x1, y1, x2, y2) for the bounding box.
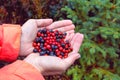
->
(24, 33, 84, 75)
(20, 19, 75, 56)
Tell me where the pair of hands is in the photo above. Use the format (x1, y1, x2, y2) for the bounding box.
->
(20, 19, 83, 75)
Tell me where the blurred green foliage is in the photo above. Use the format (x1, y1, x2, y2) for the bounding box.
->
(59, 0, 120, 80)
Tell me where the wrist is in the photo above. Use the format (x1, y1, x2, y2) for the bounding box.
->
(24, 58, 43, 73)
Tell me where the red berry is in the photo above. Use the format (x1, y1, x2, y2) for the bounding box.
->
(56, 51, 60, 56)
(58, 55, 62, 58)
(59, 47, 63, 51)
(46, 45, 51, 49)
(46, 40, 49, 43)
(44, 54, 48, 56)
(37, 32, 41, 37)
(57, 44, 61, 47)
(37, 43, 40, 46)
(33, 42, 37, 47)
(62, 49, 66, 52)
(66, 50, 69, 53)
(41, 34, 44, 37)
(44, 43, 47, 46)
(64, 55, 68, 58)
(35, 46, 39, 50)
(68, 43, 71, 47)
(65, 45, 69, 48)
(55, 49, 59, 53)
(52, 33, 55, 36)
(38, 49, 41, 52)
(70, 48, 73, 51)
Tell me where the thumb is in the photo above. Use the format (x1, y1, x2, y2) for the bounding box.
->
(24, 53, 43, 72)
(64, 53, 80, 68)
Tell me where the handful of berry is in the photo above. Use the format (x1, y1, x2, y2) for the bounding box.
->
(32, 28, 73, 58)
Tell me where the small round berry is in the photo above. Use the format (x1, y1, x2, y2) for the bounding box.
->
(65, 45, 69, 49)
(63, 32, 67, 36)
(50, 51, 55, 56)
(51, 44, 55, 49)
(41, 47, 46, 51)
(60, 52, 64, 56)
(39, 37, 43, 40)
(58, 55, 62, 58)
(38, 49, 41, 52)
(40, 51, 46, 55)
(64, 55, 68, 58)
(59, 35, 63, 39)
(40, 39, 44, 43)
(41, 28, 47, 33)
(35, 38, 40, 43)
(54, 45, 58, 49)
(44, 34, 47, 37)
(35, 46, 39, 50)
(65, 40, 69, 44)
(56, 39, 60, 42)
(56, 51, 60, 56)
(55, 49, 59, 53)
(46, 45, 51, 49)
(33, 48, 38, 53)
(51, 33, 55, 36)
(62, 49, 66, 52)
(37, 32, 41, 37)
(37, 43, 40, 46)
(61, 43, 65, 47)
(70, 48, 73, 51)
(38, 29, 42, 33)
(44, 43, 47, 46)
(49, 29, 53, 32)
(59, 47, 63, 51)
(46, 50, 50, 55)
(40, 44, 44, 49)
(33, 42, 37, 47)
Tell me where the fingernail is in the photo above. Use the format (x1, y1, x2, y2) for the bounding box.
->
(76, 54, 81, 59)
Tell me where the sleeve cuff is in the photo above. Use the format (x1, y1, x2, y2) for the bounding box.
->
(0, 24, 21, 62)
(1, 60, 45, 80)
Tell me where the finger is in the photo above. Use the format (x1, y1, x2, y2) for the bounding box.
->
(66, 30, 75, 34)
(47, 20, 73, 29)
(20, 44, 34, 56)
(71, 33, 84, 53)
(65, 33, 75, 41)
(27, 53, 40, 57)
(35, 19, 53, 27)
(53, 24, 75, 32)
(64, 53, 80, 68)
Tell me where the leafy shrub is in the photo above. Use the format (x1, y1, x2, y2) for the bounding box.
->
(41, 0, 67, 20)
(0, 0, 66, 24)
(0, 0, 45, 25)
(59, 0, 120, 80)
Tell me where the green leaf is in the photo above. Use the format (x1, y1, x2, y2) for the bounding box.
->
(89, 48, 96, 54)
(113, 32, 119, 39)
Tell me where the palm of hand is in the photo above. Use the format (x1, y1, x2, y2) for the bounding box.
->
(24, 32, 83, 75)
(20, 19, 75, 56)
(20, 19, 52, 56)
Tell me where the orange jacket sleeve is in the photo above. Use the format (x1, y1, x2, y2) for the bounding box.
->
(0, 24, 21, 62)
(0, 24, 45, 80)
(0, 60, 45, 80)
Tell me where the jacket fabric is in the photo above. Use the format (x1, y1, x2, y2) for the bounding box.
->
(0, 24, 44, 80)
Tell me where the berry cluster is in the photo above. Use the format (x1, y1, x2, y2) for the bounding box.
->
(32, 28, 73, 58)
